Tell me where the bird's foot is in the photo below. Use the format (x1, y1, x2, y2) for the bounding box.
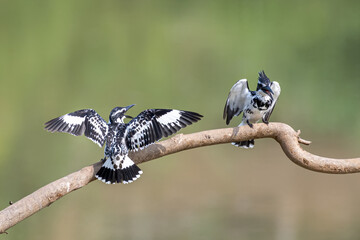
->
(247, 120, 254, 128)
(100, 157, 107, 163)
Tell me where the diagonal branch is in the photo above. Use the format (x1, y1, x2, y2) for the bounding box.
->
(1, 122, 359, 233)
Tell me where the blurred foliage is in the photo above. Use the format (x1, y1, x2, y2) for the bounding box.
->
(0, 0, 359, 239)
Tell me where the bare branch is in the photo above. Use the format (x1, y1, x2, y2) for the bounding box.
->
(1, 122, 359, 233)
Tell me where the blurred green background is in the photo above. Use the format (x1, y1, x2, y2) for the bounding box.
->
(1, 0, 360, 239)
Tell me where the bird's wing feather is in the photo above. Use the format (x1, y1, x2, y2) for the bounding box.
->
(223, 79, 251, 125)
(125, 109, 202, 151)
(44, 109, 108, 147)
(262, 81, 281, 123)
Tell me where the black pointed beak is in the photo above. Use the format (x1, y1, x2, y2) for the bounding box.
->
(125, 104, 135, 111)
(125, 115, 133, 119)
(263, 86, 274, 97)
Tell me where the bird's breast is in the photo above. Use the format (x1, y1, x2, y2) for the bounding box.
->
(246, 108, 264, 123)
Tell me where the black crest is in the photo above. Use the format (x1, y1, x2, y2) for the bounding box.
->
(257, 70, 271, 90)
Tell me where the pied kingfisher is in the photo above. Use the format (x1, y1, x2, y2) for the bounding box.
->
(45, 105, 202, 184)
(223, 71, 281, 148)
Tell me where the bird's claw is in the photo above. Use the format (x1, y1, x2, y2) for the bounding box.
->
(247, 120, 254, 128)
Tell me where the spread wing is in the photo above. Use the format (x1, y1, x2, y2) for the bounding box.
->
(223, 79, 251, 125)
(125, 109, 203, 151)
(44, 109, 108, 147)
(262, 81, 281, 123)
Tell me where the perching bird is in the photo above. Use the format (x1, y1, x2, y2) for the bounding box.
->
(45, 105, 202, 184)
(223, 71, 281, 148)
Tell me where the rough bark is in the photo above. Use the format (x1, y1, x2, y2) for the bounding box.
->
(1, 123, 359, 233)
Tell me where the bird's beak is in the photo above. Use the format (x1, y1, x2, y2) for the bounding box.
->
(125, 115, 133, 119)
(263, 86, 274, 97)
(125, 104, 135, 111)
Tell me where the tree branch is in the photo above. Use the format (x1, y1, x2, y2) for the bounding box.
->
(1, 122, 360, 233)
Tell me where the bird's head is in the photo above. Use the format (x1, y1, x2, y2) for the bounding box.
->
(257, 70, 273, 98)
(109, 104, 135, 124)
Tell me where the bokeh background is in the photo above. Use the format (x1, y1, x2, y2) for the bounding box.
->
(1, 1, 360, 239)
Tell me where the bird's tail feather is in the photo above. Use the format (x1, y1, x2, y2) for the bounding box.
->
(232, 139, 255, 149)
(95, 156, 143, 184)
(231, 121, 255, 148)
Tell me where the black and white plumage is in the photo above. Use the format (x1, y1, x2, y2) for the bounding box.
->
(45, 105, 203, 184)
(223, 71, 281, 148)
